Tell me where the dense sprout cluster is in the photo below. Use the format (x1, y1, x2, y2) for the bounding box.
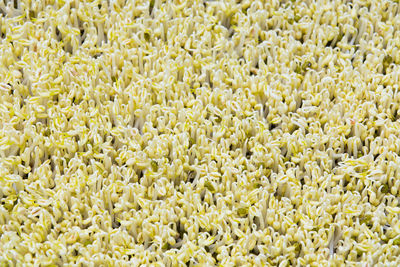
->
(1, 0, 400, 265)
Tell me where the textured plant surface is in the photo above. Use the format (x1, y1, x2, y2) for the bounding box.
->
(1, 0, 400, 266)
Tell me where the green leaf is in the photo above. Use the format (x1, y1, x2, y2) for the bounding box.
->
(29, 10, 36, 20)
(151, 160, 158, 172)
(294, 64, 302, 74)
(237, 207, 249, 217)
(162, 243, 170, 250)
(189, 137, 196, 148)
(204, 181, 216, 193)
(293, 243, 301, 254)
(393, 236, 400, 246)
(149, 0, 155, 14)
(302, 61, 312, 72)
(383, 55, 392, 73)
(359, 214, 372, 227)
(144, 32, 151, 42)
(253, 182, 262, 189)
(381, 184, 389, 194)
